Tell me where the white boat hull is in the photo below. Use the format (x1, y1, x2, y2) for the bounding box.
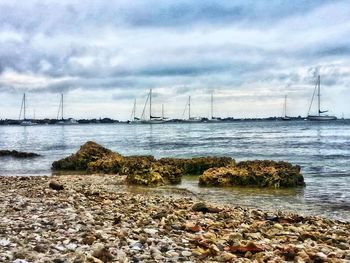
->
(56, 119, 78, 125)
(141, 120, 167, 124)
(20, 121, 36, 126)
(307, 115, 337, 121)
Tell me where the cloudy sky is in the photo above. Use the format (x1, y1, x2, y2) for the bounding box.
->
(0, 0, 349, 120)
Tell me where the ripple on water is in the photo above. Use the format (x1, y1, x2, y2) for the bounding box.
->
(0, 121, 349, 221)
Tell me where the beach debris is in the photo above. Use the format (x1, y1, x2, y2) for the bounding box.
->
(0, 150, 40, 158)
(49, 180, 64, 191)
(199, 160, 305, 188)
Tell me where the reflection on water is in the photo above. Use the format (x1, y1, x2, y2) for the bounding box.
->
(0, 121, 350, 221)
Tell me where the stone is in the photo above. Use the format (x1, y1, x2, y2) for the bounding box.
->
(87, 152, 125, 174)
(159, 156, 235, 175)
(52, 141, 117, 170)
(181, 251, 192, 257)
(85, 256, 104, 263)
(191, 202, 222, 213)
(49, 181, 64, 191)
(82, 234, 96, 245)
(0, 150, 40, 158)
(199, 160, 305, 188)
(144, 228, 158, 235)
(91, 243, 113, 262)
(125, 157, 182, 186)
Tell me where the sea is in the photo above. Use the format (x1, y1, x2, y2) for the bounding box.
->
(1, 120, 349, 221)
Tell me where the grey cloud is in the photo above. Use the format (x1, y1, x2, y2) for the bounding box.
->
(0, 0, 350, 119)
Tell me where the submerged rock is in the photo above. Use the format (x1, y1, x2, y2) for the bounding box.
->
(199, 160, 305, 188)
(52, 141, 116, 170)
(0, 150, 40, 158)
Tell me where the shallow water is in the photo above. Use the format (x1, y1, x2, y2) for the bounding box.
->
(0, 120, 350, 221)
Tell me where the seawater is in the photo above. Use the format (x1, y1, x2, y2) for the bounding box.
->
(0, 120, 349, 221)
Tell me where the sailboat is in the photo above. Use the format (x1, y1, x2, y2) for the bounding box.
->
(56, 93, 78, 125)
(307, 75, 337, 121)
(182, 96, 202, 123)
(129, 99, 142, 124)
(281, 95, 291, 121)
(208, 92, 221, 122)
(19, 93, 36, 126)
(140, 89, 166, 124)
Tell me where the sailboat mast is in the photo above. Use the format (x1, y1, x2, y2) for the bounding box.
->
(284, 95, 287, 117)
(317, 75, 321, 116)
(133, 99, 136, 120)
(23, 93, 26, 120)
(162, 104, 164, 119)
(211, 92, 213, 119)
(149, 89, 152, 119)
(61, 93, 64, 120)
(188, 96, 191, 119)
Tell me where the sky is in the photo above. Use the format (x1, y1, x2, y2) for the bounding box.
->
(0, 0, 350, 120)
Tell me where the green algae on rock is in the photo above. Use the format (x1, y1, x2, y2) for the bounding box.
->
(199, 160, 305, 188)
(52, 141, 304, 188)
(159, 156, 235, 175)
(52, 141, 116, 170)
(125, 157, 182, 186)
(87, 152, 125, 174)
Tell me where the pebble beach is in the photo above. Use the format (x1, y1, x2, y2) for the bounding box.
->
(1, 174, 349, 263)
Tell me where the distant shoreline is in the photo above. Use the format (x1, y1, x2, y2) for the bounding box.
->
(0, 117, 348, 126)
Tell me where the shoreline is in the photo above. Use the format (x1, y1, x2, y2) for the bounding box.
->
(1, 174, 349, 262)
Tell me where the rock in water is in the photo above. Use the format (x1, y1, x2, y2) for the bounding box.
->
(159, 156, 235, 175)
(199, 160, 305, 188)
(51, 141, 119, 171)
(49, 181, 64, 191)
(0, 150, 40, 158)
(87, 152, 125, 174)
(125, 157, 182, 186)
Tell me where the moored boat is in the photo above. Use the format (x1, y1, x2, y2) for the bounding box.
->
(281, 95, 291, 121)
(306, 75, 337, 121)
(56, 93, 78, 125)
(19, 93, 37, 126)
(140, 89, 167, 124)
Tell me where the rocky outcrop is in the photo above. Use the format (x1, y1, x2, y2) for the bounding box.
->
(159, 157, 235, 175)
(199, 160, 305, 188)
(0, 150, 40, 158)
(52, 141, 115, 170)
(124, 157, 182, 186)
(52, 142, 304, 188)
(52, 143, 182, 186)
(87, 153, 125, 174)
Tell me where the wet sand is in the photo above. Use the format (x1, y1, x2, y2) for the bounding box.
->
(1, 174, 349, 262)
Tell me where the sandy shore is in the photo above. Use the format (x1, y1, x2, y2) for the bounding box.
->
(0, 175, 349, 262)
